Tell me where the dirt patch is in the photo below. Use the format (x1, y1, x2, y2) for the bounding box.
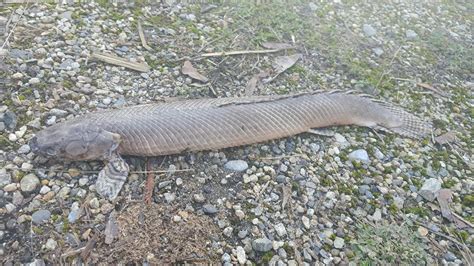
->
(96, 203, 220, 264)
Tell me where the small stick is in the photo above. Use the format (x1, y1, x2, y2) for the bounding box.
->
(143, 159, 155, 205)
(91, 52, 150, 72)
(137, 21, 152, 51)
(201, 49, 281, 57)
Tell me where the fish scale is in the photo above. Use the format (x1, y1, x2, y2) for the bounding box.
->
(61, 91, 432, 156)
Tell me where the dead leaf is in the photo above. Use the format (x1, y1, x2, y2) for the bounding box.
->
(273, 54, 302, 74)
(261, 42, 293, 50)
(245, 70, 270, 96)
(182, 61, 209, 83)
(416, 83, 447, 97)
(437, 189, 468, 229)
(437, 189, 454, 221)
(435, 131, 457, 145)
(105, 211, 119, 245)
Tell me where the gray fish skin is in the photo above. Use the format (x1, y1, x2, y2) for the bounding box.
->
(30, 91, 432, 161)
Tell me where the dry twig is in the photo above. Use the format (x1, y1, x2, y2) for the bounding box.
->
(91, 52, 150, 72)
(201, 49, 281, 57)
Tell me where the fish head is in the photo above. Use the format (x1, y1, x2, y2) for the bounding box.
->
(30, 122, 121, 161)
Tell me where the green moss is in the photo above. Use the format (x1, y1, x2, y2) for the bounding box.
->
(260, 251, 274, 264)
(442, 179, 457, 189)
(388, 203, 398, 214)
(405, 206, 429, 217)
(462, 195, 474, 208)
(320, 177, 333, 187)
(32, 227, 44, 234)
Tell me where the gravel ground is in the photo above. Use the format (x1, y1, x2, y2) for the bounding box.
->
(0, 1, 472, 265)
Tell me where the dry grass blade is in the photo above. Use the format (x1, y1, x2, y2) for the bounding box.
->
(416, 83, 448, 97)
(201, 49, 280, 57)
(137, 21, 152, 51)
(91, 52, 150, 72)
(182, 60, 209, 82)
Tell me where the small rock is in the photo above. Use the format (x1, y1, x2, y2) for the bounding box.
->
(164, 192, 175, 203)
(32, 209, 51, 224)
(302, 216, 311, 229)
(68, 202, 81, 223)
(224, 160, 248, 172)
(372, 47, 384, 56)
(444, 251, 457, 262)
(363, 24, 376, 37)
(243, 174, 258, 183)
(419, 178, 442, 201)
(45, 238, 57, 250)
(57, 187, 71, 198)
(21, 162, 34, 171)
(0, 169, 11, 187)
(203, 204, 218, 214)
(193, 193, 205, 203)
(348, 149, 369, 163)
(274, 223, 287, 237)
(3, 183, 17, 192)
(333, 237, 345, 249)
(371, 208, 382, 222)
(12, 73, 24, 79)
(418, 226, 428, 236)
(3, 111, 17, 130)
(29, 77, 40, 84)
(406, 29, 418, 40)
(39, 186, 50, 194)
(252, 238, 273, 252)
(236, 246, 246, 264)
(20, 174, 39, 192)
(17, 144, 31, 154)
(89, 197, 100, 209)
(68, 168, 81, 178)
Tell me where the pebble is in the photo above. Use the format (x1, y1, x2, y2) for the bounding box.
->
(418, 226, 428, 236)
(0, 169, 11, 187)
(406, 29, 418, 40)
(21, 162, 34, 171)
(243, 174, 258, 183)
(45, 238, 57, 250)
(362, 24, 376, 37)
(68, 202, 81, 223)
(333, 237, 345, 249)
(372, 47, 384, 56)
(31, 209, 51, 224)
(444, 251, 457, 262)
(224, 160, 249, 172)
(39, 185, 51, 194)
(370, 208, 382, 222)
(252, 238, 272, 252)
(164, 192, 175, 203)
(57, 187, 71, 198)
(29, 77, 40, 84)
(3, 183, 17, 192)
(419, 178, 441, 201)
(274, 223, 287, 237)
(236, 246, 246, 264)
(17, 144, 31, 154)
(203, 204, 218, 214)
(20, 174, 40, 192)
(193, 193, 205, 203)
(348, 149, 369, 163)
